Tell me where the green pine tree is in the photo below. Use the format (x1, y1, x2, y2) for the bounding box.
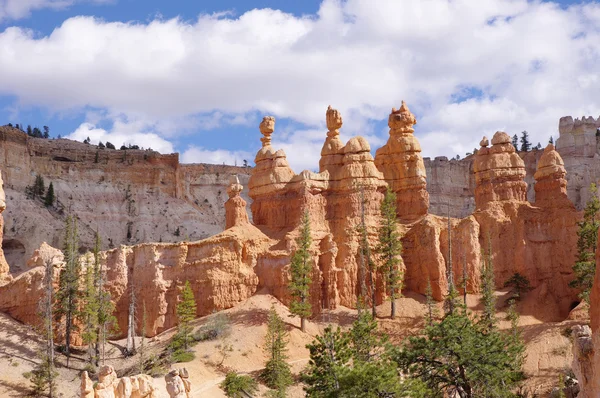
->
(425, 279, 439, 326)
(44, 182, 55, 207)
(92, 232, 117, 366)
(289, 210, 313, 332)
(376, 188, 403, 319)
(262, 307, 292, 397)
(520, 131, 531, 152)
(304, 307, 405, 397)
(511, 134, 519, 148)
(570, 183, 600, 304)
(480, 243, 496, 331)
(303, 325, 350, 396)
(504, 272, 532, 301)
(176, 281, 197, 351)
(54, 215, 81, 365)
(25, 257, 58, 397)
(81, 254, 100, 367)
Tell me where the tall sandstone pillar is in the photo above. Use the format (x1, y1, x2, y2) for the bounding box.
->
(375, 101, 429, 222)
(248, 116, 295, 228)
(473, 132, 527, 209)
(224, 175, 249, 229)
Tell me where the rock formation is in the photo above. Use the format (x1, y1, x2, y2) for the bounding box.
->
(81, 366, 156, 398)
(0, 125, 252, 270)
(225, 175, 249, 229)
(375, 101, 429, 221)
(0, 171, 9, 280)
(165, 368, 191, 398)
(534, 144, 571, 208)
(473, 132, 527, 209)
(0, 103, 585, 341)
(581, 233, 600, 397)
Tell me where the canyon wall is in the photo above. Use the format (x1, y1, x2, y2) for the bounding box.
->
(0, 126, 251, 271)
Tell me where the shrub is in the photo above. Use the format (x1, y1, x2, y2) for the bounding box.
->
(220, 372, 258, 398)
(171, 350, 195, 363)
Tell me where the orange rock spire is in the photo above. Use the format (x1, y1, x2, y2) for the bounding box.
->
(534, 144, 571, 207)
(375, 100, 429, 221)
(225, 175, 249, 229)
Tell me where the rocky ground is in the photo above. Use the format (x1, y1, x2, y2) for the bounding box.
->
(0, 290, 585, 398)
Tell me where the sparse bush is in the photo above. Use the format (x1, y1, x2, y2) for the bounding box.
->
(220, 372, 258, 398)
(193, 312, 232, 342)
(170, 350, 195, 363)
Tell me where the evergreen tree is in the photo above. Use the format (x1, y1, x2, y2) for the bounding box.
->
(106, 141, 116, 149)
(54, 215, 81, 365)
(27, 124, 33, 136)
(289, 210, 313, 332)
(30, 174, 46, 199)
(26, 257, 58, 397)
(480, 244, 496, 331)
(262, 307, 292, 397)
(98, 141, 105, 149)
(43, 126, 50, 139)
(303, 325, 350, 397)
(504, 272, 532, 301)
(570, 183, 600, 304)
(81, 253, 99, 367)
(511, 134, 519, 148)
(519, 131, 531, 152)
(220, 372, 259, 398)
(94, 231, 117, 366)
(425, 279, 439, 326)
(176, 281, 197, 351)
(376, 188, 403, 319)
(304, 309, 405, 397)
(549, 136, 554, 145)
(44, 182, 55, 207)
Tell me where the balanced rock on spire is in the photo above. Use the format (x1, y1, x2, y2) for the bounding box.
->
(375, 100, 429, 221)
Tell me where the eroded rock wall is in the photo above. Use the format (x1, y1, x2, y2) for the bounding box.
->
(0, 126, 251, 271)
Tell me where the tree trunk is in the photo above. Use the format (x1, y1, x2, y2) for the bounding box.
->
(391, 294, 396, 319)
(301, 317, 306, 333)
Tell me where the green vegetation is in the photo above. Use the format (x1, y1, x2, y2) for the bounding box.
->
(169, 281, 197, 362)
(221, 372, 259, 398)
(262, 307, 292, 397)
(376, 188, 403, 319)
(44, 182, 55, 207)
(289, 210, 313, 332)
(520, 131, 531, 152)
(54, 215, 81, 365)
(570, 183, 600, 304)
(504, 272, 532, 301)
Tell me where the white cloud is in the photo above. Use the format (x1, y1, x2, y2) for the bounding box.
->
(0, 0, 600, 166)
(181, 146, 253, 167)
(67, 121, 174, 154)
(0, 0, 111, 22)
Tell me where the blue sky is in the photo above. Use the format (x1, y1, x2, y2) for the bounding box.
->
(0, 0, 598, 171)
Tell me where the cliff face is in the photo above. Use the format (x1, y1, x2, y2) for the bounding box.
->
(0, 126, 251, 271)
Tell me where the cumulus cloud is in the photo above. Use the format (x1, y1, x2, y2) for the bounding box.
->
(181, 146, 253, 166)
(1, 0, 600, 166)
(0, 0, 111, 21)
(67, 121, 174, 154)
